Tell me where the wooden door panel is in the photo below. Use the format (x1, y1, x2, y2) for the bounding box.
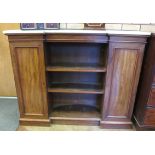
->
(15, 47, 44, 115)
(102, 38, 145, 128)
(108, 49, 138, 117)
(10, 41, 48, 119)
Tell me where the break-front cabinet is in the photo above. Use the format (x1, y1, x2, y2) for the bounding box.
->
(4, 30, 149, 129)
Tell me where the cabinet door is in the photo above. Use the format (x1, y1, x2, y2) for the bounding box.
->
(9, 38, 49, 125)
(101, 36, 146, 128)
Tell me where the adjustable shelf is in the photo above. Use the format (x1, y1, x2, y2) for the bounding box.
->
(46, 66, 106, 72)
(48, 88, 104, 94)
(48, 83, 104, 94)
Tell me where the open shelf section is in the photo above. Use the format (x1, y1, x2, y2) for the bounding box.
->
(45, 42, 107, 125)
(45, 43, 108, 69)
(48, 83, 104, 94)
(46, 66, 106, 72)
(49, 93, 102, 111)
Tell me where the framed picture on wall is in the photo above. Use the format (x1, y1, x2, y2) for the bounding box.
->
(44, 23, 60, 29)
(20, 23, 60, 30)
(20, 23, 37, 30)
(84, 23, 105, 29)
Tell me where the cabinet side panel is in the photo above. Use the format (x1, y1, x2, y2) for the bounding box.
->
(9, 40, 49, 120)
(102, 40, 145, 127)
(108, 49, 138, 117)
(15, 47, 45, 115)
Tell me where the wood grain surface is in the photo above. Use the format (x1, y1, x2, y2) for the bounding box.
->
(9, 39, 49, 120)
(102, 36, 146, 128)
(108, 49, 138, 117)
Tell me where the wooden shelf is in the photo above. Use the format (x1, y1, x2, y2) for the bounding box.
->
(46, 66, 106, 72)
(50, 110, 100, 125)
(48, 88, 104, 94)
(48, 83, 104, 94)
(50, 110, 100, 119)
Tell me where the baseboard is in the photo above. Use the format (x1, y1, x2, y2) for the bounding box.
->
(20, 118, 51, 126)
(0, 96, 17, 99)
(100, 121, 133, 129)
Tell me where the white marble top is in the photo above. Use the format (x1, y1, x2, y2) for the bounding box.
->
(3, 29, 151, 36)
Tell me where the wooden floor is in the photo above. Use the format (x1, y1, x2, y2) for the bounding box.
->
(17, 124, 135, 131)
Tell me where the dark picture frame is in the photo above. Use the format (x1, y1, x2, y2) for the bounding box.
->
(20, 23, 60, 30)
(84, 23, 105, 29)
